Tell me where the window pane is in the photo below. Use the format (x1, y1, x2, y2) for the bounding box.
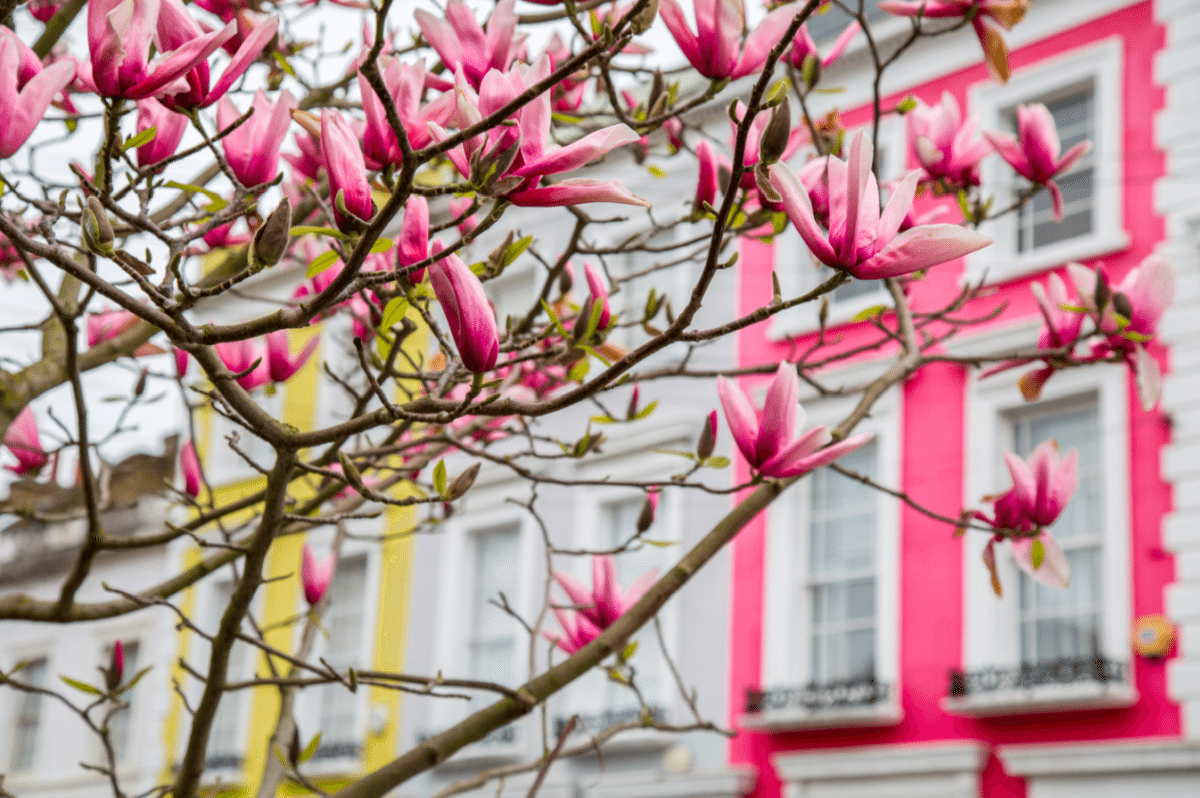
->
(469, 526, 520, 688)
(1014, 84, 1095, 252)
(8, 657, 47, 772)
(603, 499, 668, 712)
(808, 443, 877, 683)
(1013, 401, 1104, 663)
(316, 557, 367, 756)
(808, 2, 885, 43)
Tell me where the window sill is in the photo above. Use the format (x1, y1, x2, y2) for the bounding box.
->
(966, 229, 1131, 287)
(941, 680, 1137, 717)
(740, 700, 903, 731)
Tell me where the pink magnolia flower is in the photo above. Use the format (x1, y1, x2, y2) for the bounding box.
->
(300, 543, 335, 606)
(907, 91, 991, 189)
(449, 196, 479, 236)
(358, 59, 456, 167)
(174, 347, 189, 378)
(87, 310, 141, 347)
(0, 233, 24, 282)
(717, 362, 872, 478)
(880, 1, 1028, 82)
(217, 89, 296, 188)
(984, 103, 1092, 221)
(659, 0, 798, 80)
(769, 130, 992, 279)
(320, 109, 375, 233)
(153, 0, 279, 109)
(283, 129, 323, 184)
(87, 0, 234, 100)
(981, 269, 1087, 385)
(429, 242, 499, 373)
(215, 339, 269, 390)
(0, 34, 75, 158)
(695, 139, 724, 209)
(544, 555, 659, 655)
(428, 56, 647, 208)
(414, 0, 524, 89)
(179, 439, 202, 497)
(4, 407, 48, 475)
(29, 0, 61, 22)
(0, 27, 49, 88)
(265, 330, 319, 383)
(974, 440, 1077, 589)
(1070, 255, 1176, 410)
(397, 195, 430, 283)
(788, 20, 859, 75)
(583, 262, 612, 330)
(135, 97, 189, 168)
(663, 118, 685, 153)
(108, 640, 125, 689)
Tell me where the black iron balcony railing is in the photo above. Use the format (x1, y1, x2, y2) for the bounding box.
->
(418, 724, 517, 747)
(202, 753, 243, 771)
(948, 656, 1128, 697)
(311, 741, 361, 761)
(552, 705, 665, 738)
(745, 676, 891, 714)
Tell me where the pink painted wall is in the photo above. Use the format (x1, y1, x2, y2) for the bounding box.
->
(727, 4, 1176, 796)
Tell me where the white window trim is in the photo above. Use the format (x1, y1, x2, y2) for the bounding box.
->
(294, 520, 383, 776)
(750, 385, 902, 730)
(967, 37, 1128, 284)
(769, 117, 905, 342)
(773, 741, 988, 798)
(556, 460, 685, 750)
(1, 641, 54, 779)
(428, 490, 539, 760)
(954, 358, 1135, 716)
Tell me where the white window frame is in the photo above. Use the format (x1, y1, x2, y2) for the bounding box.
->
(967, 37, 1128, 283)
(294, 523, 381, 776)
(955, 359, 1135, 715)
(769, 116, 905, 341)
(1, 645, 52, 778)
(428, 489, 539, 759)
(751, 381, 902, 730)
(556, 461, 685, 748)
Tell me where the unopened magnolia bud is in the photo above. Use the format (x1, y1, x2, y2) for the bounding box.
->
(801, 53, 820, 89)
(334, 189, 371, 232)
(287, 725, 301, 767)
(637, 492, 658, 533)
(134, 368, 148, 398)
(629, 0, 658, 34)
(696, 409, 718, 460)
(445, 463, 480, 500)
(759, 96, 791, 166)
(573, 297, 595, 344)
(1112, 292, 1132, 320)
(249, 199, 292, 271)
(83, 196, 115, 257)
(558, 266, 574, 295)
(626, 385, 641, 420)
(1093, 268, 1111, 312)
(106, 640, 124, 692)
(819, 296, 829, 328)
(755, 163, 781, 203)
(648, 70, 665, 113)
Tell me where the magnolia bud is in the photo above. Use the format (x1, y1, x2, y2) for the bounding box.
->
(106, 640, 124, 692)
(637, 492, 658, 533)
(1112, 292, 1132, 320)
(1093, 268, 1111, 312)
(249, 199, 292, 272)
(755, 163, 781, 204)
(334, 189, 370, 233)
(758, 96, 791, 167)
(83, 196, 115, 257)
(696, 409, 718, 460)
(629, 0, 658, 35)
(445, 463, 480, 500)
(626, 385, 641, 420)
(647, 70, 665, 114)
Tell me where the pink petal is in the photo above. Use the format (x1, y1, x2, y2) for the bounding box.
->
(506, 178, 649, 208)
(180, 439, 202, 497)
(983, 129, 1031, 179)
(756, 362, 800, 466)
(512, 124, 641, 179)
(876, 170, 920, 246)
(822, 20, 861, 67)
(717, 375, 761, 467)
(128, 22, 235, 100)
(621, 568, 659, 614)
(732, 5, 795, 80)
(1011, 531, 1071, 589)
(592, 555, 621, 626)
(771, 432, 873, 479)
(759, 425, 831, 477)
(1135, 343, 1162, 411)
(769, 162, 838, 265)
(658, 0, 705, 74)
(204, 14, 279, 105)
(1004, 450, 1038, 517)
(553, 570, 599, 626)
(854, 224, 992, 279)
(1018, 104, 1061, 178)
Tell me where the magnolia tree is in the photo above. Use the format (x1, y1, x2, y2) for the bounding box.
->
(0, 0, 1178, 796)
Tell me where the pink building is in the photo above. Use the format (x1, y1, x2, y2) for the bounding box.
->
(726, 1, 1200, 796)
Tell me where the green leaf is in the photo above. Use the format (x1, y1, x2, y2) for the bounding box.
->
(647, 165, 667, 178)
(568, 359, 590, 382)
(896, 95, 918, 114)
(631, 400, 659, 420)
(640, 538, 676, 547)
(1121, 330, 1153, 342)
(852, 304, 887, 322)
(117, 665, 153, 695)
(1058, 304, 1090, 313)
(60, 676, 103, 695)
(590, 415, 617, 424)
(551, 112, 584, 125)
(541, 299, 569, 339)
(607, 667, 628, 685)
(652, 448, 697, 461)
(814, 86, 845, 94)
(765, 78, 791, 105)
(702, 456, 731, 469)
(64, 118, 77, 134)
(380, 297, 409, 330)
(307, 250, 340, 278)
(123, 126, 156, 151)
(499, 235, 533, 270)
(621, 640, 639, 661)
(300, 732, 322, 762)
(469, 261, 488, 276)
(272, 50, 297, 78)
(957, 189, 972, 222)
(432, 460, 447, 496)
(164, 180, 223, 204)
(1031, 537, 1045, 570)
(375, 330, 393, 361)
(290, 225, 349, 240)
(369, 237, 394, 254)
